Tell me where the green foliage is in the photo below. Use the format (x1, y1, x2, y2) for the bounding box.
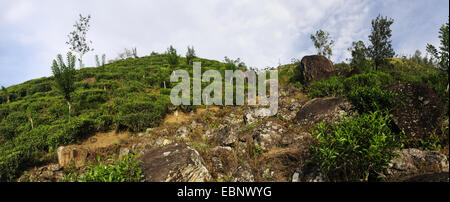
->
(186, 46, 196, 65)
(307, 76, 345, 98)
(310, 111, 404, 181)
(348, 40, 370, 71)
(347, 86, 398, 114)
(166, 45, 179, 68)
(310, 29, 334, 59)
(64, 154, 143, 182)
(51, 52, 76, 102)
(368, 14, 395, 70)
(426, 17, 449, 71)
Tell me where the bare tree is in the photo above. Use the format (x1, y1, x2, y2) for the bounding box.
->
(66, 14, 93, 69)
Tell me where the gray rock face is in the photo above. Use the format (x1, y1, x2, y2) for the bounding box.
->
(139, 143, 211, 182)
(175, 126, 190, 139)
(253, 121, 284, 151)
(232, 163, 255, 182)
(213, 124, 240, 147)
(294, 97, 353, 127)
(243, 107, 273, 125)
(210, 146, 237, 176)
(384, 148, 449, 181)
(298, 55, 336, 85)
(292, 166, 326, 182)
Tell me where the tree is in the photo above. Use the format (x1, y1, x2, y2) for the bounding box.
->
(186, 46, 196, 65)
(348, 40, 369, 70)
(224, 56, 246, 71)
(166, 45, 179, 68)
(368, 14, 395, 70)
(426, 17, 449, 72)
(66, 14, 93, 69)
(95, 54, 106, 67)
(51, 52, 76, 120)
(310, 29, 334, 59)
(1, 86, 9, 103)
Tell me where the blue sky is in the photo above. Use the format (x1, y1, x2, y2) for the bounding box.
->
(0, 0, 448, 87)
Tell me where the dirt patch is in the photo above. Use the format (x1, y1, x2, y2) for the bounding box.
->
(163, 106, 221, 125)
(80, 131, 130, 151)
(81, 77, 96, 84)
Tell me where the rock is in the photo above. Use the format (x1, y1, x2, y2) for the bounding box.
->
(213, 124, 239, 147)
(139, 143, 211, 182)
(175, 126, 190, 139)
(119, 147, 130, 158)
(294, 97, 353, 127)
(383, 148, 449, 181)
(243, 107, 273, 125)
(48, 164, 61, 172)
(232, 163, 255, 182)
(387, 83, 445, 140)
(154, 138, 173, 147)
(252, 121, 284, 151)
(57, 146, 88, 168)
(297, 55, 336, 85)
(210, 146, 237, 176)
(400, 172, 449, 182)
(292, 166, 326, 182)
(333, 67, 361, 78)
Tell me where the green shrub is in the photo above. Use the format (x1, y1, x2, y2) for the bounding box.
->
(342, 71, 393, 92)
(310, 111, 404, 181)
(307, 76, 345, 98)
(64, 154, 143, 182)
(347, 86, 398, 113)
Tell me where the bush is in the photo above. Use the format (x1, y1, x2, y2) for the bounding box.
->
(342, 71, 393, 92)
(310, 111, 404, 181)
(347, 86, 398, 113)
(307, 76, 345, 98)
(64, 154, 143, 182)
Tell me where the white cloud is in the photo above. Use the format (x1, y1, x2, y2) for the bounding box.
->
(0, 0, 448, 87)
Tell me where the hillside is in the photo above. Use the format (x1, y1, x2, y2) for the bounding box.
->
(1, 53, 449, 182)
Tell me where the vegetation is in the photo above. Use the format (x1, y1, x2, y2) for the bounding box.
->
(0, 52, 249, 181)
(426, 17, 449, 72)
(66, 14, 93, 69)
(310, 111, 404, 181)
(51, 52, 77, 120)
(63, 154, 143, 182)
(368, 14, 395, 70)
(310, 29, 334, 59)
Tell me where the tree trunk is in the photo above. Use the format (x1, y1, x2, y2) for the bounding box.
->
(29, 116, 34, 129)
(164, 81, 166, 89)
(6, 95, 10, 103)
(79, 54, 84, 69)
(67, 101, 72, 121)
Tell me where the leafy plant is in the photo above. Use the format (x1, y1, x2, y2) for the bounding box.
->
(310, 111, 404, 181)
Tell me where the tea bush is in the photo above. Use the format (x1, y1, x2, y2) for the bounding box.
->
(347, 86, 398, 113)
(310, 111, 404, 181)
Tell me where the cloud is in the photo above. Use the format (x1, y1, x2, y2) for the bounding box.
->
(0, 0, 448, 87)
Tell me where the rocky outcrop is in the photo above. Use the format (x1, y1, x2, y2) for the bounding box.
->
(383, 148, 449, 182)
(294, 97, 353, 127)
(139, 143, 211, 182)
(232, 163, 255, 182)
(212, 124, 240, 147)
(57, 146, 88, 168)
(210, 146, 238, 178)
(387, 83, 445, 140)
(252, 121, 284, 151)
(243, 107, 273, 125)
(298, 55, 336, 85)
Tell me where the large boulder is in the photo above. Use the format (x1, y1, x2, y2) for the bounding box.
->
(387, 83, 445, 140)
(383, 148, 449, 182)
(57, 146, 88, 168)
(139, 143, 211, 182)
(298, 55, 336, 85)
(294, 97, 353, 127)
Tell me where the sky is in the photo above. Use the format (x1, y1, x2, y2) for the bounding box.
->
(0, 0, 448, 87)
